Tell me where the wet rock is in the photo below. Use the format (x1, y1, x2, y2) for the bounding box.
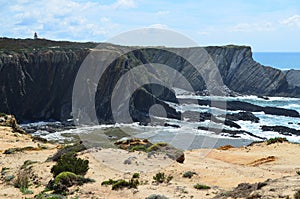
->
(261, 125, 300, 136)
(184, 111, 241, 129)
(198, 126, 266, 140)
(222, 111, 260, 123)
(185, 99, 300, 118)
(257, 95, 270, 100)
(164, 123, 180, 128)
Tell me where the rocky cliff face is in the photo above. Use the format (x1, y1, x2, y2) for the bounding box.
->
(0, 38, 298, 122)
(284, 69, 300, 88)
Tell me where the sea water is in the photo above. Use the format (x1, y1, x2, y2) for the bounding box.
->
(22, 94, 300, 149)
(253, 52, 300, 70)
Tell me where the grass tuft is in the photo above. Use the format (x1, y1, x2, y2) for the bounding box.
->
(194, 183, 211, 190)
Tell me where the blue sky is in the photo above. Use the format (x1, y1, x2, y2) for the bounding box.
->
(1, 0, 300, 51)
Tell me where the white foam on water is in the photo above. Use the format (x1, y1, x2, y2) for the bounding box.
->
(22, 91, 300, 146)
(20, 121, 61, 128)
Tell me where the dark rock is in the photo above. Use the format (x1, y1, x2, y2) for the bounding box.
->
(213, 181, 268, 199)
(257, 96, 270, 100)
(21, 121, 75, 134)
(184, 111, 241, 129)
(223, 111, 260, 123)
(261, 125, 300, 136)
(175, 153, 185, 163)
(223, 120, 241, 129)
(164, 123, 180, 128)
(188, 99, 300, 118)
(123, 157, 137, 165)
(284, 69, 300, 88)
(198, 126, 266, 140)
(0, 114, 26, 134)
(263, 106, 299, 117)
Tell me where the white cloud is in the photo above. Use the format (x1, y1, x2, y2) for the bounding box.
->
(148, 24, 169, 29)
(230, 22, 274, 32)
(280, 15, 300, 27)
(112, 0, 136, 9)
(0, 0, 125, 40)
(197, 31, 209, 35)
(156, 10, 170, 16)
(100, 17, 110, 23)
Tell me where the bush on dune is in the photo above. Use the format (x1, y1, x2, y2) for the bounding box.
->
(51, 153, 89, 177)
(266, 137, 288, 145)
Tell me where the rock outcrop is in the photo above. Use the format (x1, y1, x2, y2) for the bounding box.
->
(284, 69, 300, 88)
(0, 38, 299, 123)
(261, 125, 300, 136)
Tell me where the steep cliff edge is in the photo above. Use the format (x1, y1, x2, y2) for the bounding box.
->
(0, 38, 298, 122)
(0, 38, 96, 121)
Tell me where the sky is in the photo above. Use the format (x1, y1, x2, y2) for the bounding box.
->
(1, 0, 300, 52)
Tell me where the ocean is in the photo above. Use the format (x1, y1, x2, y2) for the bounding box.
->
(253, 52, 300, 70)
(21, 93, 300, 150)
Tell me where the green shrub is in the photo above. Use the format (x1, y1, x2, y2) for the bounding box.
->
(51, 153, 89, 177)
(54, 172, 80, 186)
(48, 142, 87, 162)
(101, 175, 139, 190)
(4, 175, 15, 182)
(21, 160, 37, 169)
(146, 194, 169, 199)
(295, 190, 300, 199)
(1, 167, 9, 175)
(111, 180, 130, 190)
(153, 172, 173, 184)
(147, 142, 168, 152)
(182, 171, 197, 179)
(101, 179, 118, 186)
(194, 184, 210, 190)
(297, 171, 300, 175)
(129, 145, 147, 152)
(0, 112, 6, 117)
(132, 173, 140, 178)
(267, 137, 288, 145)
(51, 171, 94, 194)
(34, 192, 65, 199)
(20, 187, 33, 195)
(153, 172, 165, 183)
(112, 179, 139, 190)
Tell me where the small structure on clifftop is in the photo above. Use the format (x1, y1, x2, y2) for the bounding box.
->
(34, 32, 38, 39)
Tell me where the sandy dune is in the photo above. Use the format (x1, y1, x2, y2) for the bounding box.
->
(0, 126, 300, 199)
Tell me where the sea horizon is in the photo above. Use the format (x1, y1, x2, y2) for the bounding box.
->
(253, 52, 300, 70)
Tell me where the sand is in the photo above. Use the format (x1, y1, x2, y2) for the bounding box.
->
(0, 126, 300, 199)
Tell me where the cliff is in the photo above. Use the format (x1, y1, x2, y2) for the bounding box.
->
(0, 38, 298, 122)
